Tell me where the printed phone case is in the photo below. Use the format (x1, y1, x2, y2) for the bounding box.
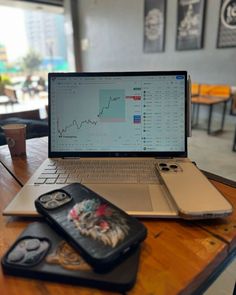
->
(34, 183, 147, 270)
(1, 222, 141, 292)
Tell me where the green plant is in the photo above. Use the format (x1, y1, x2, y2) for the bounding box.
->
(0, 74, 12, 85)
(21, 50, 42, 74)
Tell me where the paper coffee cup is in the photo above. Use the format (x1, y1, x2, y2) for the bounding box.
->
(2, 124, 26, 156)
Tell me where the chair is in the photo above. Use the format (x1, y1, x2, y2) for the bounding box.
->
(199, 84, 231, 98)
(191, 84, 231, 134)
(0, 86, 18, 109)
(233, 124, 236, 152)
(0, 109, 41, 120)
(191, 83, 200, 97)
(0, 95, 11, 107)
(0, 109, 48, 146)
(230, 87, 236, 115)
(4, 86, 18, 103)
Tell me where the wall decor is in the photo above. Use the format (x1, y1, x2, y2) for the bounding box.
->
(143, 0, 166, 53)
(217, 0, 236, 48)
(176, 0, 206, 50)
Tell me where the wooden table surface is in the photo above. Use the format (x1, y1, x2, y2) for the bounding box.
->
(0, 137, 236, 295)
(191, 96, 230, 105)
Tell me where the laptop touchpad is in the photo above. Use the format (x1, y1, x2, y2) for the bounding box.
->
(86, 184, 153, 211)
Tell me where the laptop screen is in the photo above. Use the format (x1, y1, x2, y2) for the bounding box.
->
(49, 71, 187, 158)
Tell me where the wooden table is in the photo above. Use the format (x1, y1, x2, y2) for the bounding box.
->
(191, 96, 230, 135)
(1, 137, 236, 295)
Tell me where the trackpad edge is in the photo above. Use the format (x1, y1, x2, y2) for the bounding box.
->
(86, 184, 153, 212)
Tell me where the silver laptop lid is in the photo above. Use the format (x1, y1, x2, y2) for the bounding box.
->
(48, 71, 187, 158)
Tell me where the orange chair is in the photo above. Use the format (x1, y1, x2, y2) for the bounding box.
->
(192, 84, 232, 134)
(199, 84, 231, 98)
(191, 83, 200, 97)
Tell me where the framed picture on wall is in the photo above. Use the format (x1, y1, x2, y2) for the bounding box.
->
(176, 0, 206, 50)
(143, 0, 166, 53)
(217, 0, 236, 48)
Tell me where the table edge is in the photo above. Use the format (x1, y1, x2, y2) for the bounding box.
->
(201, 169, 236, 189)
(192, 248, 236, 295)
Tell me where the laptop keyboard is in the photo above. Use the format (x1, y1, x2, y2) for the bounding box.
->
(34, 159, 159, 185)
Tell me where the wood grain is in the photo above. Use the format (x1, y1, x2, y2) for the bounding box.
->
(131, 220, 227, 295)
(191, 96, 229, 105)
(0, 137, 48, 185)
(197, 181, 236, 252)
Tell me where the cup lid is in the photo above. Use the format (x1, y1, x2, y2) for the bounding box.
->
(1, 124, 27, 130)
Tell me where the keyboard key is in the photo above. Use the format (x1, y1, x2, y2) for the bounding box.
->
(34, 179, 46, 184)
(44, 167, 57, 171)
(66, 177, 81, 184)
(39, 174, 58, 179)
(56, 178, 67, 184)
(45, 179, 57, 184)
(38, 159, 159, 184)
(41, 169, 57, 174)
(59, 173, 69, 178)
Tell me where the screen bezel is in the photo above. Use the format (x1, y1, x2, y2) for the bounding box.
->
(48, 71, 188, 158)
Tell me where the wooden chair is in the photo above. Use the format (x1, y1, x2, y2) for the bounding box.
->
(0, 95, 11, 107)
(0, 109, 41, 120)
(4, 86, 18, 103)
(0, 86, 18, 109)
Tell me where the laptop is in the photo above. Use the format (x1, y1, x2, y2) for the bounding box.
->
(3, 71, 233, 219)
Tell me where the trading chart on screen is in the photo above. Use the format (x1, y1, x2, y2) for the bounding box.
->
(50, 74, 185, 152)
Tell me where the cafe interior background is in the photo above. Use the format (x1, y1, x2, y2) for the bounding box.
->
(0, 1, 236, 294)
(0, 0, 235, 182)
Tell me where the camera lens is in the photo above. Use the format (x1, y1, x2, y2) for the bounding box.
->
(46, 200, 58, 209)
(8, 250, 25, 262)
(26, 239, 41, 251)
(159, 163, 167, 167)
(170, 164, 178, 169)
(55, 192, 67, 201)
(40, 194, 53, 203)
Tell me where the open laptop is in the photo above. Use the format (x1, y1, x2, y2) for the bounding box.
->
(3, 71, 233, 219)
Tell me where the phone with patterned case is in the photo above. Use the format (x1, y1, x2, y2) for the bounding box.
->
(1, 222, 141, 292)
(34, 183, 147, 271)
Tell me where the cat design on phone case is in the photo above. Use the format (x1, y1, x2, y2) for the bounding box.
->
(68, 199, 129, 248)
(46, 241, 91, 271)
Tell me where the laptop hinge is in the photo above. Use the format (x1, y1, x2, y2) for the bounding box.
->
(155, 157, 174, 159)
(62, 157, 81, 159)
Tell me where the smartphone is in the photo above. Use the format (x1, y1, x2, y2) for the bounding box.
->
(155, 161, 233, 219)
(1, 222, 141, 292)
(34, 183, 147, 270)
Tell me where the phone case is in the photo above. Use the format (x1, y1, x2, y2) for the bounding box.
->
(34, 183, 147, 270)
(1, 222, 141, 292)
(155, 161, 233, 219)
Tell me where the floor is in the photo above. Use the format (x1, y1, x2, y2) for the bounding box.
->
(189, 102, 236, 295)
(189, 103, 236, 182)
(204, 257, 236, 295)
